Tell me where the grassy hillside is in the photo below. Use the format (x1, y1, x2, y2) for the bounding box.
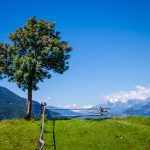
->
(0, 117, 150, 150)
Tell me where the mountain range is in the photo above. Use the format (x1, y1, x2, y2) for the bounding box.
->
(0, 86, 150, 120)
(99, 98, 150, 117)
(76, 99, 150, 119)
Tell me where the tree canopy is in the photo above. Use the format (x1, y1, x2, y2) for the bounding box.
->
(0, 16, 72, 118)
(0, 16, 72, 90)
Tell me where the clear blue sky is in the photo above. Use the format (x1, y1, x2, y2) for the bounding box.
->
(1, 0, 150, 106)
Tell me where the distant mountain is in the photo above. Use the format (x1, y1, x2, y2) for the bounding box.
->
(123, 100, 150, 116)
(0, 86, 59, 120)
(46, 106, 79, 119)
(46, 98, 150, 118)
(99, 98, 150, 117)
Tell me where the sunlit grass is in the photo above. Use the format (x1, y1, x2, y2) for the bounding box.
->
(0, 117, 150, 150)
(0, 119, 40, 150)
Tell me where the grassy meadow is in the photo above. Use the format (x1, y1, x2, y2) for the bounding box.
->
(0, 117, 150, 150)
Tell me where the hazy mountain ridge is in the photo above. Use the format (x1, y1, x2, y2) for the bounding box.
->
(100, 98, 150, 116)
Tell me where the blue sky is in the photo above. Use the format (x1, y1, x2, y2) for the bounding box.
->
(1, 0, 150, 106)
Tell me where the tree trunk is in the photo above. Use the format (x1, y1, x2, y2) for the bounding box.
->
(26, 81, 32, 119)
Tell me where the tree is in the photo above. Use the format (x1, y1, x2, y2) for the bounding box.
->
(0, 16, 72, 119)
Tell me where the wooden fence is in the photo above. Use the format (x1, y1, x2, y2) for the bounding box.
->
(36, 103, 150, 150)
(36, 104, 111, 150)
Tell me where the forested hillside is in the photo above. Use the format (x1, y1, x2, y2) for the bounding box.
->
(0, 86, 58, 120)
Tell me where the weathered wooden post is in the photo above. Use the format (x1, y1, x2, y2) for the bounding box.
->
(36, 102, 46, 150)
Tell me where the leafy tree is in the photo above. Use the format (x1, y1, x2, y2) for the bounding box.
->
(0, 16, 72, 119)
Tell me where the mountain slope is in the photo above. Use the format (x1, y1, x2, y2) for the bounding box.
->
(0, 86, 58, 120)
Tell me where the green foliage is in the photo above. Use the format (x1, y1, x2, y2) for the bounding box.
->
(0, 16, 72, 90)
(0, 117, 150, 150)
(0, 43, 15, 80)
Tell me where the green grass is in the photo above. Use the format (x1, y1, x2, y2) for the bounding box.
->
(0, 117, 150, 150)
(0, 119, 40, 150)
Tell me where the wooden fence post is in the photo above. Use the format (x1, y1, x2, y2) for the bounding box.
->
(36, 102, 46, 150)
